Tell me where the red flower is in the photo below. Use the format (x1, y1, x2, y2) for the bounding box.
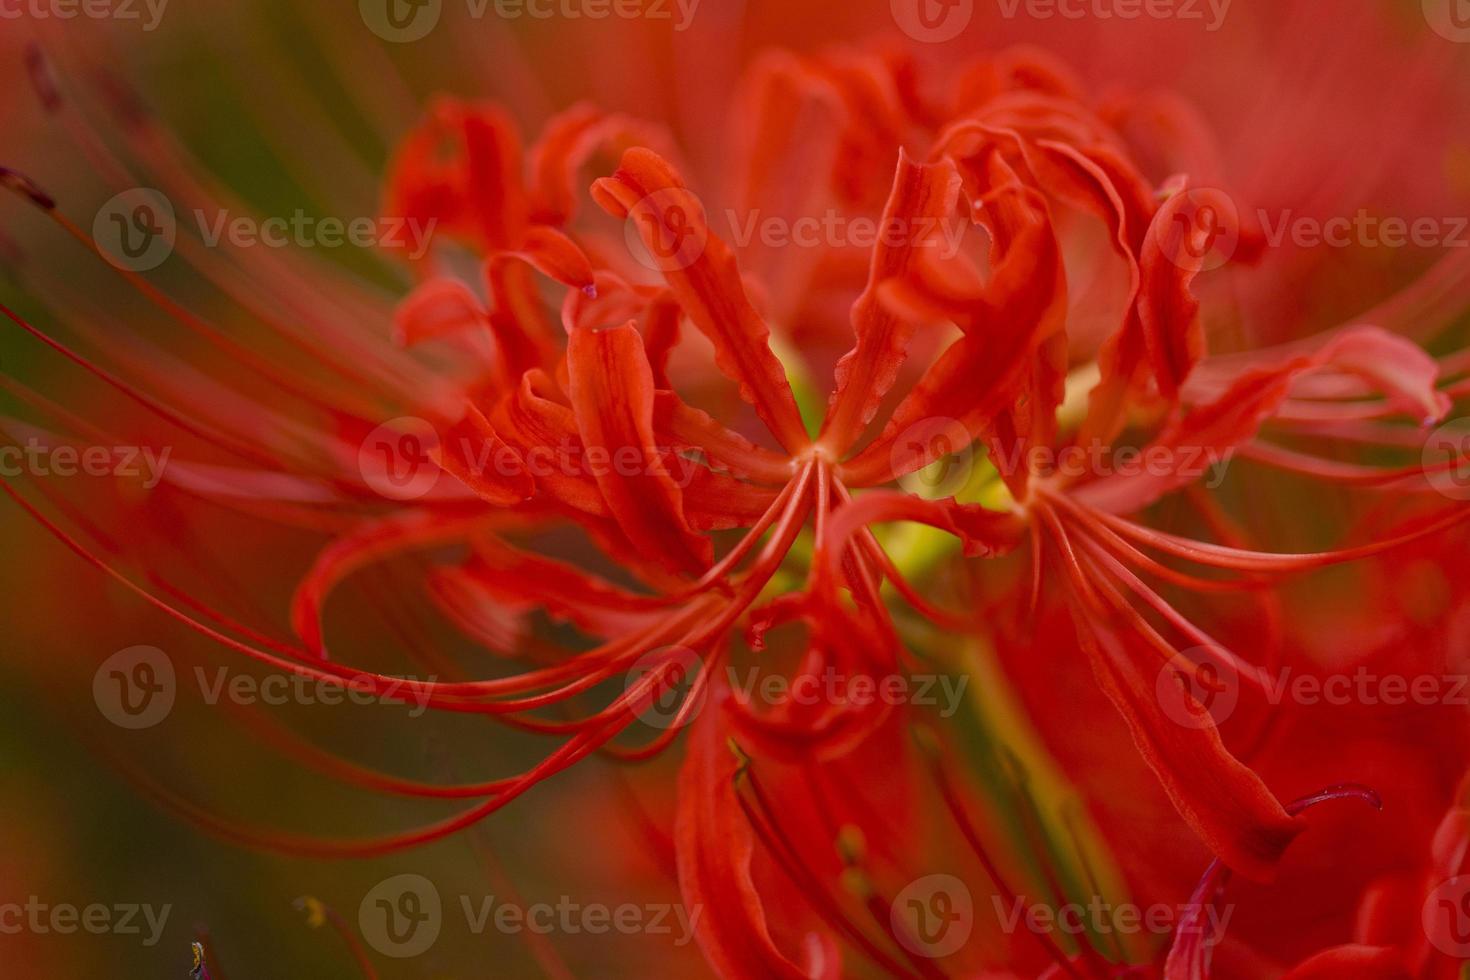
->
(1, 11, 1468, 978)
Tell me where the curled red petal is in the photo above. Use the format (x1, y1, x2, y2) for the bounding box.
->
(527, 103, 670, 226)
(954, 46, 1084, 107)
(652, 391, 793, 485)
(527, 103, 609, 225)
(393, 277, 487, 348)
(1076, 359, 1310, 513)
(1064, 594, 1301, 882)
(813, 53, 913, 209)
(675, 702, 842, 980)
(1308, 324, 1453, 424)
(489, 371, 608, 517)
(384, 98, 527, 254)
(821, 150, 964, 454)
(642, 293, 681, 389)
(591, 148, 808, 452)
(1138, 186, 1230, 400)
(432, 403, 534, 507)
(1079, 324, 1453, 512)
(1022, 138, 1159, 445)
(566, 322, 712, 576)
(484, 259, 561, 379)
(843, 151, 1066, 485)
(730, 53, 844, 315)
(507, 225, 595, 292)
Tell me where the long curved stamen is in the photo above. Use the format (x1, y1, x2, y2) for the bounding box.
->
(2, 480, 728, 707)
(1240, 440, 1469, 488)
(1070, 530, 1273, 693)
(0, 301, 304, 475)
(1045, 491, 1274, 594)
(835, 845, 951, 980)
(679, 461, 813, 596)
(915, 729, 1084, 978)
(1090, 502, 1470, 574)
(1164, 785, 1383, 977)
(732, 750, 924, 979)
(5, 166, 370, 418)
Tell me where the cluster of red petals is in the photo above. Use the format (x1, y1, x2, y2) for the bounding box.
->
(361, 48, 1467, 977)
(3, 39, 1469, 980)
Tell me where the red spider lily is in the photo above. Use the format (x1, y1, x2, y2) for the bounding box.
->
(1, 12, 1469, 979)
